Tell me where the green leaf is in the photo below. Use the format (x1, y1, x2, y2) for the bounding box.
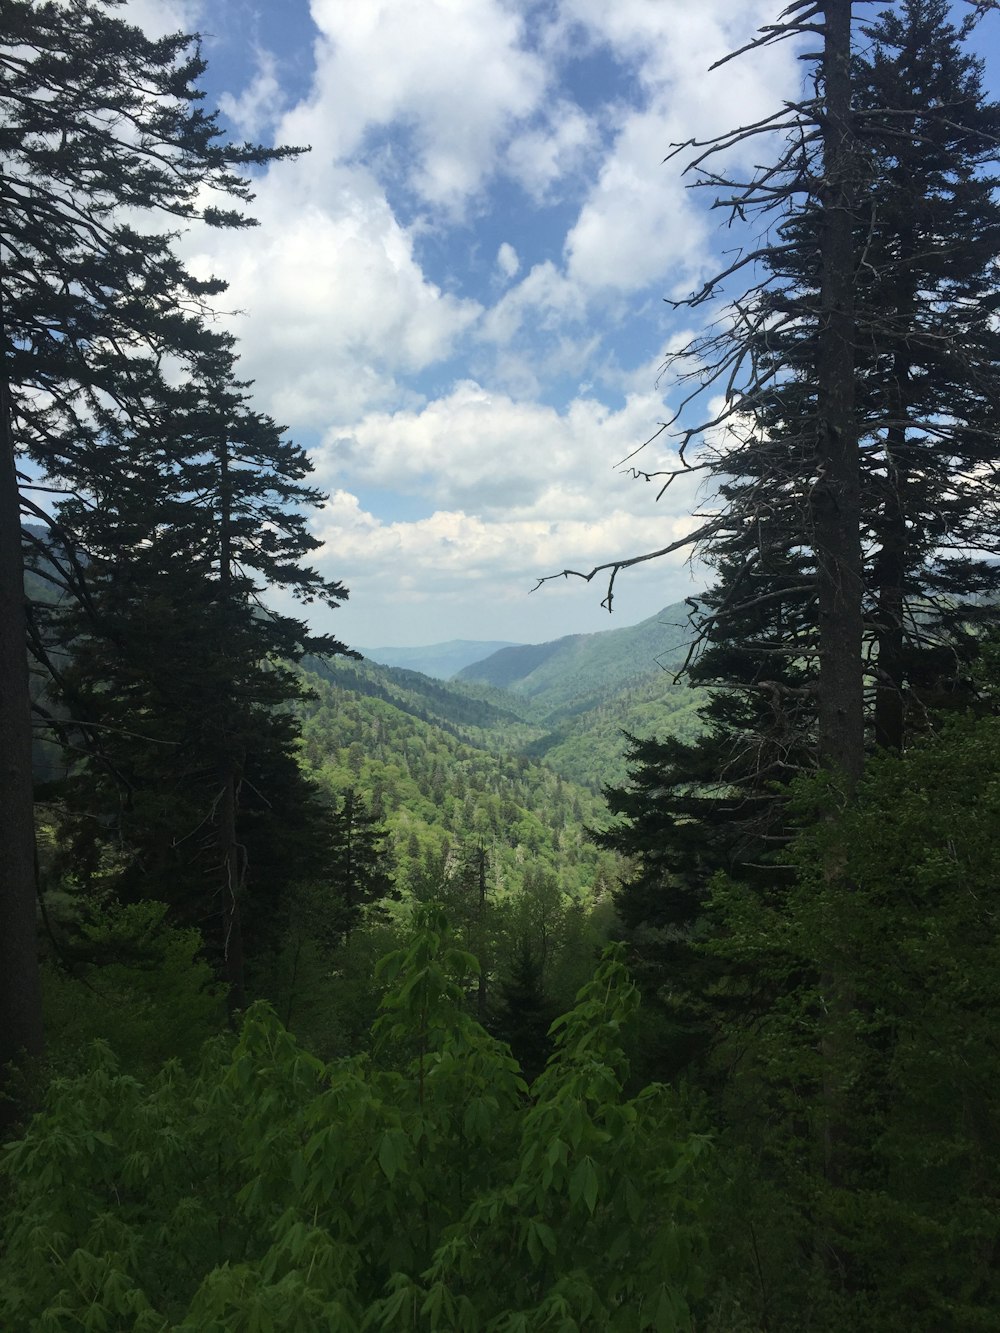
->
(570, 1156, 599, 1214)
(378, 1131, 400, 1183)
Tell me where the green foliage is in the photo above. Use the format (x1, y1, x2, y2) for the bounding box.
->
(40, 900, 226, 1076)
(456, 602, 692, 707)
(1, 912, 709, 1330)
(308, 619, 703, 798)
(254, 893, 403, 1060)
(325, 790, 397, 936)
(296, 663, 617, 902)
(701, 712, 1000, 1330)
(6, 0, 352, 1024)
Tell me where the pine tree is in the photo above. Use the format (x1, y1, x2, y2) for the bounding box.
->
(42, 349, 353, 1009)
(1, 0, 303, 1107)
(326, 789, 396, 939)
(596, 2, 1000, 1094)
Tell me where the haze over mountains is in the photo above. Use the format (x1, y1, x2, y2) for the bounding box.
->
(359, 602, 696, 687)
(356, 640, 522, 679)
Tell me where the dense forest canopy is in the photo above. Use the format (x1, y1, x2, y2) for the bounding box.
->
(2, 2, 1000, 1329)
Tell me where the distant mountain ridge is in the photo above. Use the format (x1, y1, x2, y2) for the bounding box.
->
(314, 600, 702, 793)
(449, 601, 701, 787)
(356, 640, 522, 680)
(457, 602, 694, 707)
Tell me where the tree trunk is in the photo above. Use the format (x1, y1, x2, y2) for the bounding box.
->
(217, 435, 246, 1016)
(812, 0, 864, 1209)
(812, 0, 865, 791)
(0, 267, 44, 1126)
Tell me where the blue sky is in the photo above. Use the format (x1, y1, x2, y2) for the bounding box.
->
(128, 0, 998, 648)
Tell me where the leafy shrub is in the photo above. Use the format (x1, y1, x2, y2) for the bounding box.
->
(41, 899, 226, 1074)
(2, 908, 708, 1330)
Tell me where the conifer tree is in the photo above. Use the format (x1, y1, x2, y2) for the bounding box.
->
(41, 347, 353, 1009)
(593, 0, 1000, 1077)
(326, 789, 396, 939)
(0, 0, 305, 1106)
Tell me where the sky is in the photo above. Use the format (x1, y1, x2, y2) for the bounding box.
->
(125, 0, 997, 649)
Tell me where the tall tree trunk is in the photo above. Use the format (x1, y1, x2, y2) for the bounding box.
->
(0, 262, 44, 1126)
(813, 0, 865, 791)
(812, 0, 864, 1211)
(217, 434, 246, 1016)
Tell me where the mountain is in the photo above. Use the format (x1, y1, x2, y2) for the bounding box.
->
(296, 656, 617, 903)
(457, 602, 694, 710)
(309, 599, 702, 797)
(356, 640, 522, 679)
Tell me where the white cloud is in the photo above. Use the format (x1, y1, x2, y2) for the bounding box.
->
(123, 0, 203, 37)
(315, 380, 687, 515)
(185, 162, 481, 424)
(505, 99, 596, 202)
(563, 108, 707, 294)
(165, 0, 802, 644)
(285, 0, 548, 215)
(311, 484, 703, 644)
(481, 260, 587, 346)
(219, 48, 285, 138)
(496, 242, 520, 281)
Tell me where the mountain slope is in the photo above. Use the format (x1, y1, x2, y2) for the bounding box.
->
(457, 601, 694, 712)
(302, 655, 547, 752)
(306, 595, 704, 798)
(297, 659, 617, 902)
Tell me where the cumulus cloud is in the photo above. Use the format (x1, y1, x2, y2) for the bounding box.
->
(219, 48, 286, 138)
(305, 380, 710, 644)
(123, 0, 203, 37)
(313, 380, 693, 516)
(184, 163, 481, 425)
(283, 0, 548, 215)
(563, 108, 707, 294)
(158, 0, 801, 642)
(505, 99, 597, 202)
(310, 484, 704, 644)
(496, 242, 520, 281)
(480, 260, 587, 346)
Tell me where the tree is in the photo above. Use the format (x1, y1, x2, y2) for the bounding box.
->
(326, 789, 396, 938)
(36, 347, 354, 1012)
(546, 0, 1000, 774)
(702, 712, 1000, 1329)
(589, 0, 1000, 1003)
(0, 0, 304, 1110)
(0, 920, 711, 1329)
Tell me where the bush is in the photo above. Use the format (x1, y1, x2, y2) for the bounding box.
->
(2, 908, 709, 1330)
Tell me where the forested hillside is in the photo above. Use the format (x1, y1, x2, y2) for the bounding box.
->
(307, 612, 705, 793)
(458, 599, 693, 701)
(297, 657, 618, 901)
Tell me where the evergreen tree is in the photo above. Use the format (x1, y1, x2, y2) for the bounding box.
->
(603, 2, 1000, 1067)
(492, 937, 555, 1083)
(326, 789, 396, 938)
(42, 350, 353, 1007)
(0, 0, 306, 1106)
